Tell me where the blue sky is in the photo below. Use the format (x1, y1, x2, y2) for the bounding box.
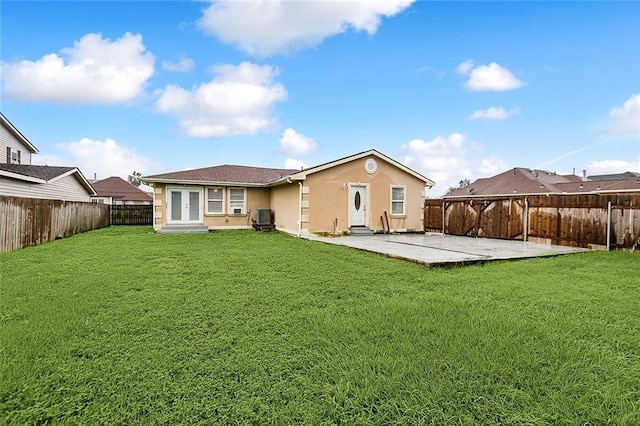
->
(1, 1, 639, 196)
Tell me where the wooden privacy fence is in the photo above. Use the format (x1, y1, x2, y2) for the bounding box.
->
(0, 196, 110, 253)
(424, 194, 640, 249)
(110, 205, 153, 225)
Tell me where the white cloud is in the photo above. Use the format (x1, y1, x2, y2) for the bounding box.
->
(401, 133, 506, 196)
(0, 33, 154, 104)
(457, 61, 525, 92)
(54, 137, 162, 181)
(284, 158, 308, 170)
(197, 0, 415, 56)
(416, 66, 445, 79)
(278, 128, 317, 156)
(155, 62, 287, 137)
(608, 94, 640, 138)
(478, 156, 508, 176)
(162, 56, 195, 72)
(587, 159, 640, 174)
(31, 153, 67, 167)
(468, 106, 520, 121)
(456, 60, 475, 75)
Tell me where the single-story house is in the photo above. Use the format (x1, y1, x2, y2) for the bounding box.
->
(91, 176, 153, 205)
(0, 113, 96, 202)
(446, 167, 640, 198)
(142, 149, 435, 235)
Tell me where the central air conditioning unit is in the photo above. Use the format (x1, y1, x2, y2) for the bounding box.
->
(255, 208, 271, 225)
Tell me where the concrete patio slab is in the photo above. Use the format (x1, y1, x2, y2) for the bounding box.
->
(305, 233, 587, 266)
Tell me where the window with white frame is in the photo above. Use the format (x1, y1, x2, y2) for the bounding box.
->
(207, 187, 224, 214)
(229, 188, 246, 214)
(6, 147, 21, 164)
(391, 185, 406, 216)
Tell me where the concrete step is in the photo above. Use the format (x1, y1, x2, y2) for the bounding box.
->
(349, 226, 374, 236)
(160, 225, 209, 234)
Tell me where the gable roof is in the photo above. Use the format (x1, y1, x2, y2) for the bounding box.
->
(272, 149, 435, 186)
(0, 164, 96, 195)
(446, 167, 640, 197)
(143, 165, 297, 187)
(91, 176, 153, 202)
(0, 113, 39, 154)
(142, 149, 435, 188)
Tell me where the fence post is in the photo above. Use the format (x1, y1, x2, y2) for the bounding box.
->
(524, 197, 529, 242)
(441, 201, 445, 235)
(606, 200, 612, 251)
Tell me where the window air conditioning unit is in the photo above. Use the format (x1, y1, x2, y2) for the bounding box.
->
(234, 208, 242, 214)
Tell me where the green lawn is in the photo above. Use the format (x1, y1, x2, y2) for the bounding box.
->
(1, 227, 638, 425)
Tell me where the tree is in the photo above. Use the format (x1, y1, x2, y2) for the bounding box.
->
(446, 179, 471, 196)
(128, 171, 142, 187)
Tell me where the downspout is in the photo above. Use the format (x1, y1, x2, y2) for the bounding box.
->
(606, 200, 612, 251)
(298, 182, 303, 237)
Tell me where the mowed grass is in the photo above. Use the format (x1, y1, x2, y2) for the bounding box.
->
(1, 227, 639, 425)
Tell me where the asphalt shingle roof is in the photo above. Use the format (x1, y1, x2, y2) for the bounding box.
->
(0, 164, 76, 180)
(448, 167, 640, 197)
(144, 165, 298, 185)
(91, 176, 152, 202)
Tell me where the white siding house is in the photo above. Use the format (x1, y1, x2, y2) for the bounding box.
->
(0, 113, 96, 201)
(0, 113, 38, 165)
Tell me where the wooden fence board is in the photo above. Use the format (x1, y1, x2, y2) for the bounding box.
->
(110, 205, 153, 226)
(0, 196, 110, 253)
(424, 194, 640, 249)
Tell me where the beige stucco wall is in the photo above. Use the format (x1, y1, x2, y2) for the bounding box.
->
(271, 155, 427, 235)
(269, 182, 300, 235)
(150, 155, 427, 234)
(151, 184, 271, 231)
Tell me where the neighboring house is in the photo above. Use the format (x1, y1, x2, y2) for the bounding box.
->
(91, 176, 153, 205)
(1, 112, 38, 165)
(143, 149, 435, 235)
(0, 113, 96, 202)
(446, 167, 640, 198)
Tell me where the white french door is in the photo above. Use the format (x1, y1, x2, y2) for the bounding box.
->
(167, 188, 203, 224)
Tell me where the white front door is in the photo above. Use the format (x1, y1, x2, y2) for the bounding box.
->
(167, 188, 203, 224)
(349, 185, 367, 226)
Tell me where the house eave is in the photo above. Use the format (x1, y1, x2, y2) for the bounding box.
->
(0, 113, 39, 154)
(142, 178, 267, 188)
(283, 149, 435, 186)
(0, 169, 46, 183)
(267, 175, 305, 186)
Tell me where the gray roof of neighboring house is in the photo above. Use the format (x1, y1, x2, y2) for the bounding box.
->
(587, 171, 640, 181)
(143, 165, 299, 185)
(91, 176, 153, 202)
(447, 167, 640, 197)
(0, 164, 76, 180)
(0, 164, 96, 195)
